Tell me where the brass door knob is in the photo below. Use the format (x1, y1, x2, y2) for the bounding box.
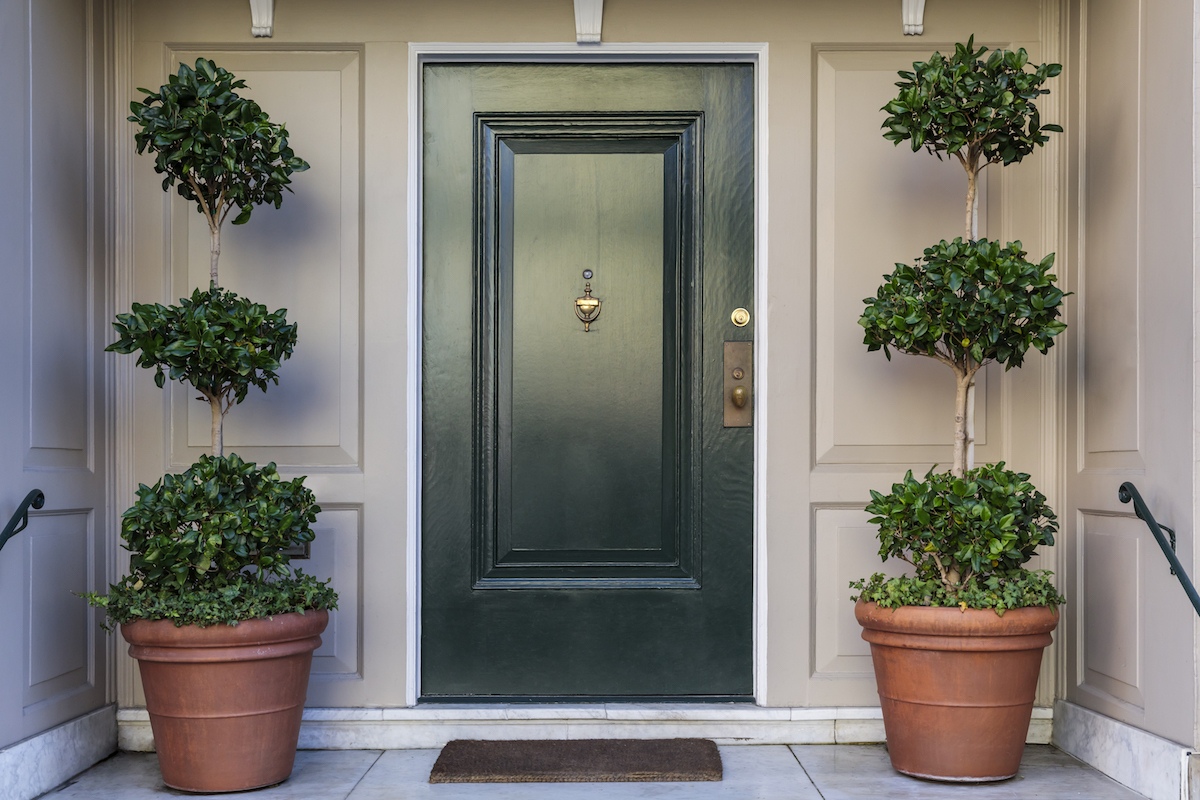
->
(731, 385, 748, 409)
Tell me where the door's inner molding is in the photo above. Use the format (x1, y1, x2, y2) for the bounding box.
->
(473, 112, 704, 590)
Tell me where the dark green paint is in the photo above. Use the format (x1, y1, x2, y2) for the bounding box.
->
(422, 64, 754, 697)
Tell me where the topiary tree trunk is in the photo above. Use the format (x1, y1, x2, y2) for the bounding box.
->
(878, 38, 1063, 476)
(125, 58, 309, 456)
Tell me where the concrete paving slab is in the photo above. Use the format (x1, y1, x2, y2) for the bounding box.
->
(40, 750, 382, 799)
(790, 744, 1149, 799)
(345, 745, 820, 799)
(38, 744, 1151, 800)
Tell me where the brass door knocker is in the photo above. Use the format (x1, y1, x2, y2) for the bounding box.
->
(575, 281, 602, 332)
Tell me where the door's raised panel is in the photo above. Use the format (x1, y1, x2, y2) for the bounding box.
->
(1081, 0, 1141, 465)
(169, 50, 361, 468)
(1080, 512, 1143, 709)
(508, 149, 665, 553)
(24, 512, 91, 708)
(814, 50, 1003, 467)
(27, 0, 89, 469)
(304, 506, 360, 678)
(812, 507, 908, 678)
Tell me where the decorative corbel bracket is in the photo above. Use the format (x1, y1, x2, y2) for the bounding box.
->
(574, 0, 603, 44)
(250, 0, 274, 38)
(902, 0, 926, 35)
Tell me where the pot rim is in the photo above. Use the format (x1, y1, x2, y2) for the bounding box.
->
(121, 608, 329, 649)
(855, 599, 1059, 637)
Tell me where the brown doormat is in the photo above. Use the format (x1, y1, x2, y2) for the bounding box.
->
(429, 738, 723, 783)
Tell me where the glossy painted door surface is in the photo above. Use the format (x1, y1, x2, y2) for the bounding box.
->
(422, 64, 753, 697)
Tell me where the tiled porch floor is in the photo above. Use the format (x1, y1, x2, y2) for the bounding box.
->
(43, 745, 1147, 799)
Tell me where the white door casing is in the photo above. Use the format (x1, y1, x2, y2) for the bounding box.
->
(406, 42, 770, 704)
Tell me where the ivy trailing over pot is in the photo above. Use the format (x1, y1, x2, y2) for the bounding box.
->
(87, 59, 334, 628)
(854, 39, 1066, 611)
(90, 573, 337, 630)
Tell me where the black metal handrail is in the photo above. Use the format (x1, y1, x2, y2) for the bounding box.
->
(0, 489, 45, 554)
(1119, 482, 1200, 617)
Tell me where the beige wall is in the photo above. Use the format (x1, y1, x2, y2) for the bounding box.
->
(121, 0, 1061, 709)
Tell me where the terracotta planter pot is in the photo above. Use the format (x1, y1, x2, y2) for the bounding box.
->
(122, 609, 328, 793)
(855, 600, 1057, 782)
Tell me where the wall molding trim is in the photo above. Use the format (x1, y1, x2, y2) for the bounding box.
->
(106, 0, 137, 713)
(1, 705, 115, 800)
(1053, 700, 1192, 800)
(117, 704, 1052, 752)
(1039, 0, 1068, 711)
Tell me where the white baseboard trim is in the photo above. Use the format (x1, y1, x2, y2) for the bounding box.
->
(0, 704, 117, 800)
(117, 704, 1053, 752)
(1053, 699, 1192, 800)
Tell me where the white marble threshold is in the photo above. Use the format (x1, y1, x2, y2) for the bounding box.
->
(1053, 699, 1192, 800)
(117, 704, 1054, 753)
(1, 704, 116, 800)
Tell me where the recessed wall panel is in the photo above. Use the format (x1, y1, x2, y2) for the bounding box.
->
(28, 0, 88, 460)
(171, 51, 360, 467)
(1081, 513, 1143, 708)
(305, 507, 360, 677)
(25, 512, 91, 706)
(812, 507, 908, 677)
(1082, 0, 1141, 458)
(814, 51, 1001, 466)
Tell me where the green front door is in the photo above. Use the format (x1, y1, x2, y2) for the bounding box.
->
(421, 64, 754, 698)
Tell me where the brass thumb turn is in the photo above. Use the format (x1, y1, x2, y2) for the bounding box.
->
(731, 385, 748, 409)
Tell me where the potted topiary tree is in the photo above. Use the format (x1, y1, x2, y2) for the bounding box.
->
(851, 38, 1068, 782)
(86, 59, 337, 793)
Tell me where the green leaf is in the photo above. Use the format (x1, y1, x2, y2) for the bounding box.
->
(126, 58, 310, 235)
(82, 571, 337, 629)
(859, 238, 1070, 373)
(106, 286, 298, 416)
(857, 463, 1061, 602)
(98, 454, 326, 607)
(879, 39, 1062, 171)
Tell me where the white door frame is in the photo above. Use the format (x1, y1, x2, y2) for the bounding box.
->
(405, 42, 770, 705)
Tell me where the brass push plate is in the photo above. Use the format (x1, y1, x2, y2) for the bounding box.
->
(723, 341, 753, 428)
